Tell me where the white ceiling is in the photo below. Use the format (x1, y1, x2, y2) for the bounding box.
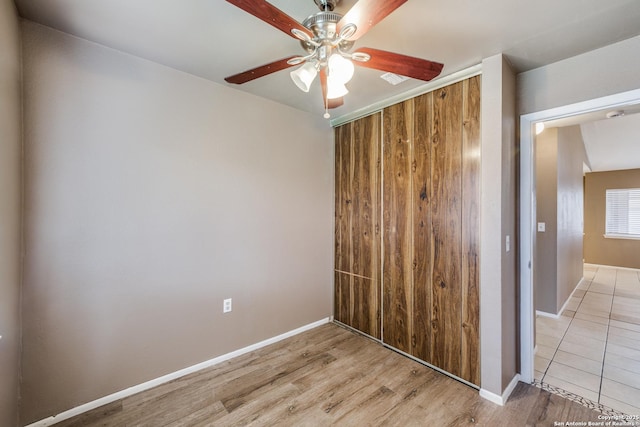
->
(14, 0, 640, 172)
(542, 103, 640, 172)
(580, 111, 640, 172)
(14, 0, 640, 121)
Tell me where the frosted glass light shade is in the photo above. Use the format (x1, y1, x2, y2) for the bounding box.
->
(326, 76, 348, 99)
(290, 62, 317, 93)
(328, 54, 354, 84)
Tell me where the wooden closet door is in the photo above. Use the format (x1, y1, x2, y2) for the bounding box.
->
(334, 76, 480, 386)
(334, 113, 381, 339)
(388, 76, 480, 386)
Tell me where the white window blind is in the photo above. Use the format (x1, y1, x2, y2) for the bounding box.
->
(605, 188, 640, 238)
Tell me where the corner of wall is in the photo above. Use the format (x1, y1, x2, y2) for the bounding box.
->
(0, 0, 24, 425)
(479, 53, 519, 396)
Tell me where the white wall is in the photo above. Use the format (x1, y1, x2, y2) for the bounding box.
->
(518, 35, 640, 115)
(20, 21, 334, 425)
(0, 1, 22, 426)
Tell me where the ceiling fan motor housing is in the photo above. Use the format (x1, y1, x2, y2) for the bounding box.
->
(300, 11, 354, 55)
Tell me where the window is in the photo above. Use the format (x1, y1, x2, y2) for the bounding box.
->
(605, 188, 640, 239)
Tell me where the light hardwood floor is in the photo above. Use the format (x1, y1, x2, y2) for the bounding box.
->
(54, 323, 603, 426)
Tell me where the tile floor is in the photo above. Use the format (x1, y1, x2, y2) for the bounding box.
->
(535, 264, 640, 416)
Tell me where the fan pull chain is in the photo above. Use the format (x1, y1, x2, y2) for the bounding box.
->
(324, 91, 330, 118)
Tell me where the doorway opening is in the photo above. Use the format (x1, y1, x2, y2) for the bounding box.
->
(519, 88, 640, 410)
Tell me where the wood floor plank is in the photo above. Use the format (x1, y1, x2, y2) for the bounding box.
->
(52, 401, 123, 427)
(163, 401, 227, 427)
(53, 323, 606, 427)
(219, 352, 337, 412)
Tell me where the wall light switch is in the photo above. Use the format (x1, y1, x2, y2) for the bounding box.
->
(537, 222, 546, 232)
(506, 235, 510, 252)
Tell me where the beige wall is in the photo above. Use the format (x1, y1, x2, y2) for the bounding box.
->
(535, 128, 559, 313)
(556, 126, 587, 308)
(584, 169, 640, 269)
(0, 1, 22, 426)
(480, 54, 518, 396)
(535, 126, 587, 314)
(20, 21, 333, 424)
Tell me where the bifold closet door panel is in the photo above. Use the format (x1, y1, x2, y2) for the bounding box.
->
(333, 114, 381, 339)
(411, 92, 434, 364)
(460, 76, 481, 385)
(382, 100, 414, 354)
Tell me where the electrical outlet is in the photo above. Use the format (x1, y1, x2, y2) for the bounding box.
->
(223, 298, 232, 313)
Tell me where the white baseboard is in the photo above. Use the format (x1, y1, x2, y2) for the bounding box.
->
(26, 317, 331, 427)
(536, 309, 562, 320)
(536, 276, 585, 319)
(585, 262, 640, 272)
(479, 374, 521, 406)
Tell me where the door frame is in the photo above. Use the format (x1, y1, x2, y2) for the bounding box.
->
(519, 88, 640, 383)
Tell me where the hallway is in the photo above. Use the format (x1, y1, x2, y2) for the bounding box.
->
(535, 264, 640, 415)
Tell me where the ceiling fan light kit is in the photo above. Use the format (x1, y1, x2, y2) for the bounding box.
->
(225, 0, 444, 118)
(326, 77, 349, 99)
(290, 62, 318, 93)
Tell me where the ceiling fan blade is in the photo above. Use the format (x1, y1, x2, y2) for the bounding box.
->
(353, 48, 443, 82)
(225, 56, 299, 84)
(226, 0, 313, 39)
(338, 0, 407, 40)
(319, 69, 344, 109)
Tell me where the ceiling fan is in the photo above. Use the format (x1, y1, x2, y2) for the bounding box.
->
(224, 0, 444, 118)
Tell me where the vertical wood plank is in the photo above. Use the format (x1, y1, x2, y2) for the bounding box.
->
(382, 100, 414, 353)
(351, 276, 377, 337)
(351, 114, 381, 280)
(335, 123, 353, 274)
(430, 82, 463, 377)
(335, 271, 351, 325)
(334, 123, 352, 324)
(461, 76, 481, 385)
(411, 92, 433, 362)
